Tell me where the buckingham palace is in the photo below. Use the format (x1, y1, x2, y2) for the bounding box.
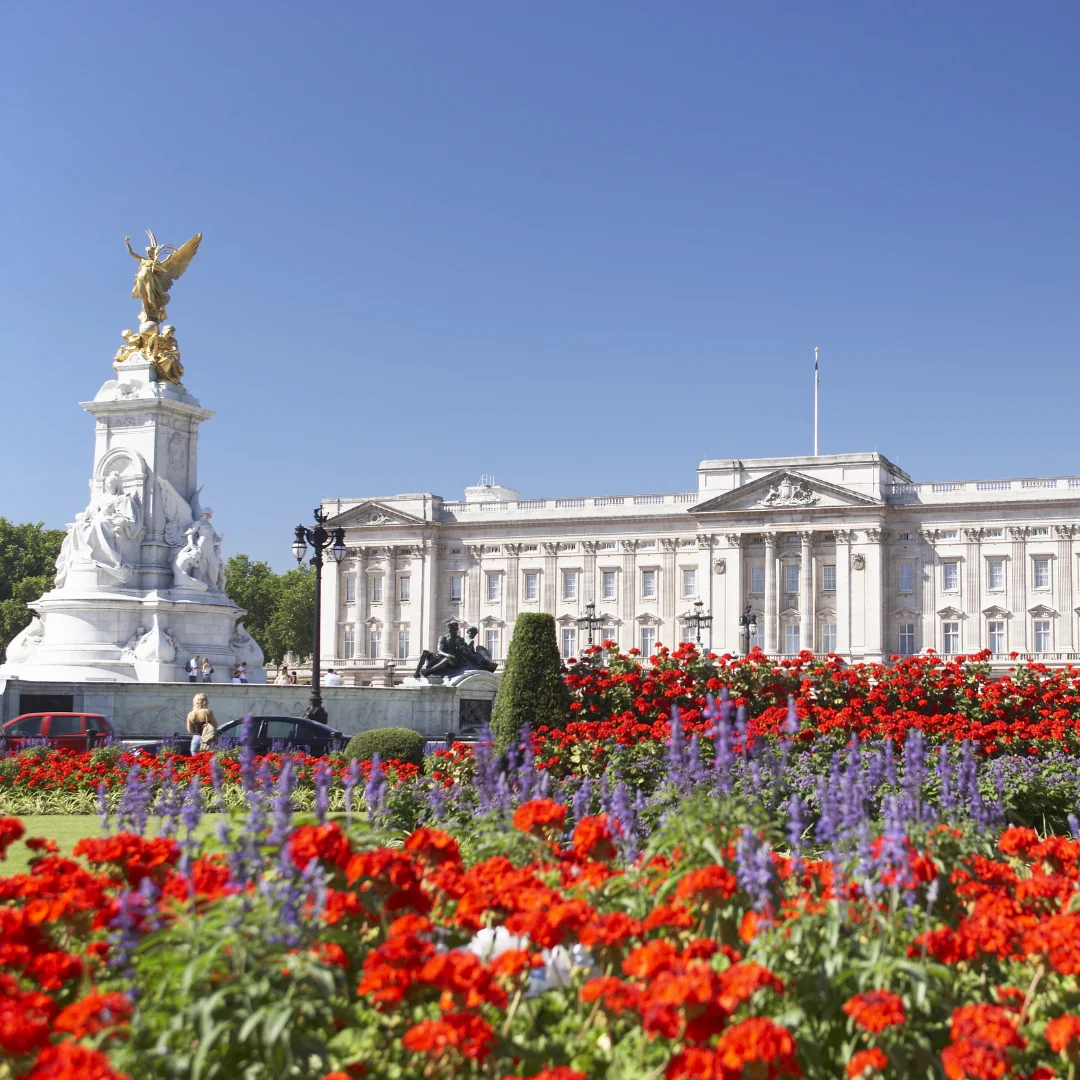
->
(317, 451, 1080, 680)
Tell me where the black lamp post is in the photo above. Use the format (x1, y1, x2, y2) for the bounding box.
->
(683, 597, 714, 648)
(292, 507, 347, 724)
(577, 599, 605, 648)
(738, 604, 758, 656)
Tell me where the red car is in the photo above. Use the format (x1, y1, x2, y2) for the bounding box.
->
(2, 712, 116, 751)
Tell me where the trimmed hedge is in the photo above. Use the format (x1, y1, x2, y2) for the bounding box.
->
(492, 611, 569, 754)
(343, 727, 427, 767)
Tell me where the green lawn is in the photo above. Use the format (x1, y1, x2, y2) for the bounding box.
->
(4, 814, 226, 875)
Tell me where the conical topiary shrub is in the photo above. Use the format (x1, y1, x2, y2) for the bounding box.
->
(491, 611, 570, 754)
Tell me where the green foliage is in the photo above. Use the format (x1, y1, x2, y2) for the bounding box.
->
(267, 565, 315, 664)
(0, 518, 64, 654)
(221, 555, 315, 664)
(224, 554, 282, 659)
(491, 611, 569, 753)
(343, 726, 427, 767)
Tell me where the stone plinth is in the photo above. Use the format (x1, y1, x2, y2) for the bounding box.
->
(1, 355, 265, 684)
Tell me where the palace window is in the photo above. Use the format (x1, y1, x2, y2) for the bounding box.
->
(369, 629, 382, 659)
(604, 627, 619, 649)
(821, 622, 837, 653)
(641, 570, 657, 599)
(899, 622, 916, 655)
(898, 532, 915, 541)
(786, 564, 800, 594)
(345, 578, 355, 604)
(601, 570, 617, 600)
(822, 564, 836, 592)
(679, 621, 693, 644)
(784, 625, 800, 654)
(750, 566, 765, 595)
(524, 572, 539, 602)
(640, 626, 656, 657)
(987, 559, 1005, 591)
(561, 628, 577, 659)
(988, 621, 1005, 653)
(343, 628, 355, 658)
(399, 576, 410, 602)
(942, 562, 959, 592)
(940, 530, 958, 539)
(1034, 558, 1050, 590)
(943, 621, 960, 654)
(371, 576, 384, 603)
(449, 575, 462, 603)
(397, 628, 410, 658)
(563, 571, 578, 601)
(486, 573, 500, 602)
(986, 528, 1003, 538)
(639, 540, 657, 551)
(485, 629, 500, 658)
(1032, 527, 1049, 537)
(898, 562, 914, 593)
(1034, 620, 1051, 652)
(682, 568, 696, 597)
(599, 542, 617, 552)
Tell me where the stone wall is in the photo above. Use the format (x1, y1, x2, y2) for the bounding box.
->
(0, 678, 497, 739)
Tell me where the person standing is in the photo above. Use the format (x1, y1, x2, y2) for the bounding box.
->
(187, 655, 200, 682)
(201, 658, 214, 683)
(231, 664, 242, 684)
(239, 662, 248, 684)
(186, 692, 217, 754)
(275, 666, 291, 686)
(324, 668, 342, 686)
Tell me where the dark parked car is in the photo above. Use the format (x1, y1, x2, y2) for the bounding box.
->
(1, 713, 162, 754)
(206, 715, 344, 757)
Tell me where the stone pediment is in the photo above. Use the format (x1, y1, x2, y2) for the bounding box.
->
(688, 470, 881, 515)
(327, 501, 427, 528)
(982, 605, 1011, 619)
(1028, 604, 1059, 619)
(936, 606, 965, 620)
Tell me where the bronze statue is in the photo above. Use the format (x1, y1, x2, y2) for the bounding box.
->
(465, 626, 498, 673)
(414, 620, 471, 678)
(125, 230, 202, 325)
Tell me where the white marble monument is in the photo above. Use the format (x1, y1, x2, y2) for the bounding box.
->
(1, 231, 265, 684)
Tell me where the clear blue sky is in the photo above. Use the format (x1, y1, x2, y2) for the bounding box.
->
(2, 3, 1077, 569)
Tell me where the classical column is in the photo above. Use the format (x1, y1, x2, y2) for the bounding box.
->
(661, 538, 679, 648)
(698, 533, 716, 654)
(420, 538, 439, 657)
(354, 546, 369, 660)
(504, 544, 521, 649)
(1010, 526, 1029, 652)
(466, 545, 483, 633)
(1056, 525, 1075, 653)
(963, 529, 983, 651)
(381, 548, 396, 659)
(763, 532, 778, 654)
(320, 551, 340, 669)
(920, 530, 938, 653)
(406, 545, 424, 661)
(723, 533, 743, 655)
(863, 529, 884, 661)
(542, 542, 558, 614)
(582, 541, 598, 609)
(835, 530, 852, 657)
(621, 540, 638, 652)
(799, 530, 814, 654)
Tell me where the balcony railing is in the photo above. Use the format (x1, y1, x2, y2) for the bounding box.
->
(889, 477, 1080, 501)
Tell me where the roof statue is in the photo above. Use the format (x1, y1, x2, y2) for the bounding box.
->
(114, 230, 202, 384)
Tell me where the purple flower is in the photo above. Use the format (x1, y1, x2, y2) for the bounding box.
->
(364, 753, 387, 824)
(735, 827, 774, 912)
(314, 759, 333, 824)
(572, 778, 593, 822)
(344, 758, 362, 827)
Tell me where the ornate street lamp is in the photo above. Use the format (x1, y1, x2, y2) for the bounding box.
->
(683, 597, 714, 648)
(292, 507, 347, 724)
(577, 599, 605, 648)
(738, 604, 758, 656)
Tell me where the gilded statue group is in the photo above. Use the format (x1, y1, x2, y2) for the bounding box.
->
(113, 230, 202, 384)
(414, 621, 498, 679)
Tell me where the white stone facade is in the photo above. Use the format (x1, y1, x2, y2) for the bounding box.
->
(320, 453, 1080, 676)
(1, 358, 265, 684)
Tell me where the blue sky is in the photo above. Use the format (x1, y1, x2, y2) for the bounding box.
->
(2, 3, 1077, 569)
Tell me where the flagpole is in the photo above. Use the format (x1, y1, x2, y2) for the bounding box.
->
(813, 347, 819, 456)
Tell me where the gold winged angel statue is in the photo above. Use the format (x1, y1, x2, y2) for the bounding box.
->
(125, 230, 202, 326)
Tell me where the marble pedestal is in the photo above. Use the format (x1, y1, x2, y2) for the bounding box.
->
(1, 356, 265, 684)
